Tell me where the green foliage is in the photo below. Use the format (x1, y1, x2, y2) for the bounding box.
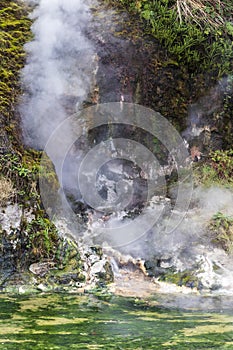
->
(193, 149, 233, 187)
(209, 211, 233, 253)
(225, 22, 233, 36)
(160, 270, 200, 289)
(0, 1, 32, 119)
(0, 151, 41, 205)
(25, 216, 60, 261)
(0, 147, 60, 218)
(107, 0, 233, 75)
(209, 149, 233, 181)
(0, 150, 82, 274)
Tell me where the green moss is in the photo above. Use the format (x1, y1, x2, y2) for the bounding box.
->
(159, 270, 201, 289)
(24, 216, 60, 261)
(0, 214, 85, 285)
(0, 1, 32, 119)
(208, 212, 233, 253)
(0, 151, 40, 206)
(106, 0, 233, 76)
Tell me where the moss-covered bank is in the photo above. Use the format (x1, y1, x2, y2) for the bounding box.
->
(0, 1, 115, 292)
(105, 0, 233, 76)
(0, 1, 31, 122)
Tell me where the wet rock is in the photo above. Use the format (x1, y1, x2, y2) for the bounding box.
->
(144, 257, 175, 278)
(88, 254, 101, 265)
(209, 284, 222, 291)
(18, 285, 38, 294)
(89, 259, 114, 283)
(90, 246, 103, 259)
(37, 283, 52, 292)
(0, 204, 34, 232)
(29, 262, 55, 277)
(90, 260, 106, 275)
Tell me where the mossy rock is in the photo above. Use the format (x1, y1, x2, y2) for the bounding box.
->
(106, 0, 233, 76)
(208, 212, 233, 253)
(0, 1, 32, 120)
(159, 270, 203, 290)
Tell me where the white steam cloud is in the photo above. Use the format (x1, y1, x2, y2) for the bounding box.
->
(114, 186, 233, 260)
(20, 0, 94, 149)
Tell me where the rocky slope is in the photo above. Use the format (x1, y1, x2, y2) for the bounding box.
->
(0, 0, 233, 295)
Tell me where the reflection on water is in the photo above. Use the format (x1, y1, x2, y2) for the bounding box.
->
(0, 292, 233, 349)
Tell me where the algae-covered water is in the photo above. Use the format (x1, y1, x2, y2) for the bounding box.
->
(0, 293, 233, 349)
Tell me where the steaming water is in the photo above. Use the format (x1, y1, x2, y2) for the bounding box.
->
(1, 293, 233, 349)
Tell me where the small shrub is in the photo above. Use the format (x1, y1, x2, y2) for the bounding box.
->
(25, 216, 59, 261)
(210, 149, 233, 181)
(107, 0, 233, 75)
(193, 149, 233, 187)
(209, 211, 233, 253)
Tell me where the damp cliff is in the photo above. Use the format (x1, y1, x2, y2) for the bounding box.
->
(0, 0, 233, 295)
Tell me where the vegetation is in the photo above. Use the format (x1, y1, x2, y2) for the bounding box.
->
(209, 149, 233, 180)
(209, 211, 233, 253)
(159, 269, 201, 289)
(0, 0, 233, 290)
(0, 1, 111, 290)
(0, 1, 32, 119)
(0, 151, 39, 205)
(194, 149, 233, 187)
(106, 0, 233, 75)
(0, 176, 14, 204)
(0, 1, 71, 271)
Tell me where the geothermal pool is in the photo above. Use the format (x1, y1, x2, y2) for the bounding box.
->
(0, 292, 233, 349)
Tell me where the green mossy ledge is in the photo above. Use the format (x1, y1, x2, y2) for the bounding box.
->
(0, 1, 32, 120)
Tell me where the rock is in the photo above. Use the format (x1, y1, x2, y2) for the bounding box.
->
(29, 262, 55, 277)
(88, 254, 100, 265)
(18, 285, 38, 294)
(144, 257, 175, 277)
(90, 259, 114, 283)
(37, 283, 51, 292)
(90, 260, 106, 275)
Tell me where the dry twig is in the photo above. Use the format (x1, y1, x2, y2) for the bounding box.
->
(175, 0, 224, 28)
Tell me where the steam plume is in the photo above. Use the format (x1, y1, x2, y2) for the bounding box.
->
(20, 0, 93, 149)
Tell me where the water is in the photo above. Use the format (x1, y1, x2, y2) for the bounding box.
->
(0, 292, 233, 349)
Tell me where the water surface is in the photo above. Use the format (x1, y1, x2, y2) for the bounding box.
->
(0, 292, 233, 349)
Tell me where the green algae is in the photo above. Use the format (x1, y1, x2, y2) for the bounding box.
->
(0, 293, 233, 349)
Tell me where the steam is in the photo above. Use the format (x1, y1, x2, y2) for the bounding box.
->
(183, 75, 233, 141)
(19, 1, 233, 292)
(20, 0, 94, 149)
(108, 185, 233, 260)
